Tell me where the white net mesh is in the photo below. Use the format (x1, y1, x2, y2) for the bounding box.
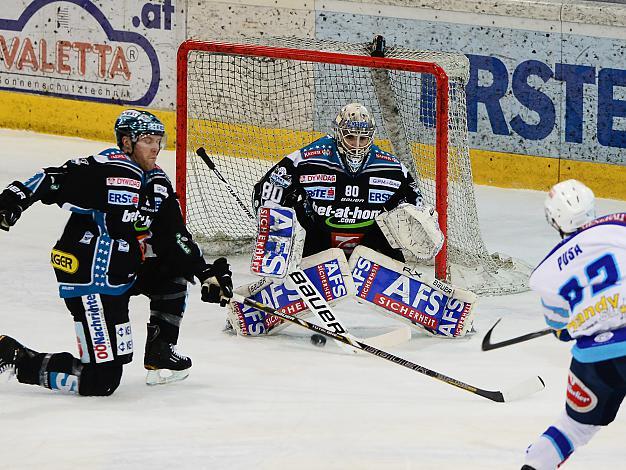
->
(179, 37, 531, 295)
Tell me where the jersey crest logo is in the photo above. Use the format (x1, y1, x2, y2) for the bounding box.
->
(108, 190, 139, 206)
(300, 174, 336, 183)
(269, 167, 292, 188)
(107, 177, 141, 189)
(373, 152, 399, 163)
(302, 148, 332, 159)
(306, 186, 335, 201)
(368, 189, 394, 203)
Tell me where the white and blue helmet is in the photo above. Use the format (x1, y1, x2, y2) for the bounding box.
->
(544, 179, 595, 235)
(333, 103, 376, 173)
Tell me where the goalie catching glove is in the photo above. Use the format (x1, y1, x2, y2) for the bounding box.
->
(376, 203, 444, 263)
(197, 257, 233, 306)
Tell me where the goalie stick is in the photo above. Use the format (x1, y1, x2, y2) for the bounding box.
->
(196, 147, 255, 221)
(482, 318, 553, 351)
(285, 270, 411, 353)
(232, 293, 545, 403)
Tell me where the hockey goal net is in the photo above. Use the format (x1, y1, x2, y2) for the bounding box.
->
(176, 37, 530, 295)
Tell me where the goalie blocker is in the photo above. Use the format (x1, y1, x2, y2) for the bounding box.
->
(250, 204, 305, 279)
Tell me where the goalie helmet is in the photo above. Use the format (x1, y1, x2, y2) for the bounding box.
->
(114, 109, 166, 152)
(544, 179, 595, 235)
(333, 103, 376, 174)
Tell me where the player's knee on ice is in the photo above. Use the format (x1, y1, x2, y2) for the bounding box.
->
(78, 362, 123, 396)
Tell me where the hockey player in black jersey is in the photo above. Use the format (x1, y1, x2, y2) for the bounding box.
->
(253, 102, 436, 260)
(0, 110, 232, 395)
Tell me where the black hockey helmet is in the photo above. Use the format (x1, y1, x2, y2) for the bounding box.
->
(114, 109, 166, 152)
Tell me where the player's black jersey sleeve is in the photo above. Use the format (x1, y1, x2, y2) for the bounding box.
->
(382, 168, 423, 211)
(143, 170, 207, 279)
(252, 157, 307, 211)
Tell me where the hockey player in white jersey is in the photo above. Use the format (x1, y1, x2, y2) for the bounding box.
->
(522, 180, 626, 469)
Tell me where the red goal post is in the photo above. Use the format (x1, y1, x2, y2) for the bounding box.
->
(175, 37, 530, 295)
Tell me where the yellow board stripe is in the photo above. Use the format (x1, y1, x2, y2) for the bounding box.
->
(2, 91, 625, 200)
(0, 90, 176, 149)
(470, 148, 626, 200)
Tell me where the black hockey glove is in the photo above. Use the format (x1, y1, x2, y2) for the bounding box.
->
(197, 258, 233, 307)
(291, 187, 316, 231)
(0, 182, 31, 231)
(552, 328, 573, 342)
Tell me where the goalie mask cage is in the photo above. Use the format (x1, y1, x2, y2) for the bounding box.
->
(176, 37, 531, 295)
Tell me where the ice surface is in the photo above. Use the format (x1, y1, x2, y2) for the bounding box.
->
(1, 129, 625, 469)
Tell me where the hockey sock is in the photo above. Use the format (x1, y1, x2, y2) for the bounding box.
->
(147, 318, 180, 345)
(524, 412, 600, 469)
(17, 351, 82, 393)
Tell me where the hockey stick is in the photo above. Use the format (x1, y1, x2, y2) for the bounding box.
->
(196, 147, 255, 221)
(482, 318, 553, 352)
(285, 270, 411, 353)
(233, 293, 545, 402)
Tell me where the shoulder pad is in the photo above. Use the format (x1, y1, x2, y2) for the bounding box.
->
(97, 148, 131, 160)
(147, 165, 168, 178)
(93, 148, 143, 172)
(300, 136, 340, 163)
(370, 145, 400, 165)
(580, 213, 626, 230)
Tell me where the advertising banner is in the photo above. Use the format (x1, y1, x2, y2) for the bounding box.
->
(0, 0, 183, 109)
(317, 8, 626, 165)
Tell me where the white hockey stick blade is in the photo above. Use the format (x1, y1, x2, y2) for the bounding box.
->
(500, 376, 545, 402)
(364, 326, 412, 349)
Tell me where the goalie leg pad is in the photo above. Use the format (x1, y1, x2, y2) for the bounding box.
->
(349, 246, 477, 338)
(228, 249, 355, 336)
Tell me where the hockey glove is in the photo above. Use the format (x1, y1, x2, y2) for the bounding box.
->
(552, 328, 573, 342)
(197, 258, 233, 307)
(0, 182, 31, 231)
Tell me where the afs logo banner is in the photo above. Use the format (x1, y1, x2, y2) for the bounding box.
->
(0, 0, 183, 107)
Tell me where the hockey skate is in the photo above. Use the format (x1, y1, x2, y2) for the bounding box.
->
(0, 335, 27, 380)
(144, 326, 192, 386)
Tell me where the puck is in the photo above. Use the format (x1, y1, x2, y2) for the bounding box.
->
(310, 334, 327, 347)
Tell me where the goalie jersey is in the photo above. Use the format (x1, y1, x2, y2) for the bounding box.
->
(253, 135, 422, 257)
(530, 213, 626, 363)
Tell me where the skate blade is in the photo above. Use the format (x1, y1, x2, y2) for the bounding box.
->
(0, 370, 16, 384)
(145, 368, 190, 386)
